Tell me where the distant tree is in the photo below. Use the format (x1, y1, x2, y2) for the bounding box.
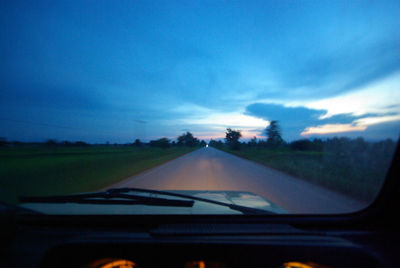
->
(61, 140, 72, 146)
(45, 139, 58, 146)
(209, 139, 216, 147)
(290, 139, 313, 151)
(209, 139, 224, 149)
(0, 137, 7, 147)
(312, 138, 324, 152)
(265, 121, 283, 147)
(75, 141, 89, 146)
(200, 140, 207, 147)
(177, 132, 199, 147)
(150, 138, 170, 148)
(225, 128, 242, 150)
(248, 136, 257, 147)
(134, 139, 142, 147)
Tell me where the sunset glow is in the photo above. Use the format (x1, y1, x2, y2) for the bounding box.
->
(301, 124, 367, 136)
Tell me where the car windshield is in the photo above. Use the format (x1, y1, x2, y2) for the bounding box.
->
(1, 0, 399, 215)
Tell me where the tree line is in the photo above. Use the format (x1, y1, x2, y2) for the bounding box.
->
(209, 120, 397, 155)
(0, 132, 207, 149)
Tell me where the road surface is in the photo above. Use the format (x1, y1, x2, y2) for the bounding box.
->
(106, 147, 366, 214)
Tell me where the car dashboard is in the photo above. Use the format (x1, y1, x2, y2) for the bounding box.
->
(3, 215, 398, 268)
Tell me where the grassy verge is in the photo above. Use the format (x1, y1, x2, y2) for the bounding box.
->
(0, 145, 196, 204)
(221, 147, 389, 202)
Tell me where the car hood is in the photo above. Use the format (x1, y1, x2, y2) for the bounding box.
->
(19, 190, 287, 215)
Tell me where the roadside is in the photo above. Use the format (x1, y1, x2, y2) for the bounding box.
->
(0, 145, 196, 204)
(219, 146, 388, 203)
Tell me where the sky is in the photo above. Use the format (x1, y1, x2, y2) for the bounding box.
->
(1, 0, 400, 143)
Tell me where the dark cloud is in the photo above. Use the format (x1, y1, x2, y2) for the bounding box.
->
(245, 103, 398, 140)
(245, 103, 324, 139)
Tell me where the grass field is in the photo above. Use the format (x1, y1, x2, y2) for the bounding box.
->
(222, 147, 392, 202)
(0, 145, 196, 204)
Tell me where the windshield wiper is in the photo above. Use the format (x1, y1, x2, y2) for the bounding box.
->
(20, 188, 274, 215)
(19, 191, 194, 207)
(105, 188, 275, 215)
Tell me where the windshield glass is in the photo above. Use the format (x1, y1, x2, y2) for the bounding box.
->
(1, 0, 399, 215)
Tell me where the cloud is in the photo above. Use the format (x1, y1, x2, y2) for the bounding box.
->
(245, 103, 327, 139)
(245, 102, 400, 140)
(305, 71, 400, 117)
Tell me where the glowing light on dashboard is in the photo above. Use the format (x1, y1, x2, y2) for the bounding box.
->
(283, 262, 314, 268)
(282, 262, 330, 268)
(100, 259, 136, 268)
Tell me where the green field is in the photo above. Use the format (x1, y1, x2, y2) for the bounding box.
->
(0, 145, 196, 204)
(222, 147, 392, 202)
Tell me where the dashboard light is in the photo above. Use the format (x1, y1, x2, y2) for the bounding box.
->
(282, 262, 329, 268)
(84, 258, 136, 268)
(101, 260, 136, 268)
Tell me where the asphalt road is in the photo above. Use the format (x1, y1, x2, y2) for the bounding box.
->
(106, 147, 366, 214)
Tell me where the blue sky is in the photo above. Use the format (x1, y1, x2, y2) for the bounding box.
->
(1, 0, 399, 142)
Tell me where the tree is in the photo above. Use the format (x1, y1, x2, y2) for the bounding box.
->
(209, 139, 223, 149)
(134, 139, 142, 147)
(149, 138, 170, 148)
(265, 120, 283, 147)
(200, 140, 207, 147)
(248, 136, 257, 147)
(177, 132, 199, 147)
(0, 137, 7, 147)
(45, 139, 58, 146)
(74, 141, 89, 146)
(225, 128, 242, 150)
(290, 139, 313, 151)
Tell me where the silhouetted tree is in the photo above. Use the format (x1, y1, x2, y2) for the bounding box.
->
(177, 132, 199, 147)
(265, 121, 283, 148)
(61, 141, 72, 146)
(150, 138, 170, 148)
(200, 140, 207, 147)
(225, 128, 242, 150)
(248, 136, 257, 147)
(134, 139, 142, 147)
(290, 139, 313, 151)
(0, 137, 7, 147)
(209, 139, 224, 149)
(45, 139, 58, 146)
(75, 141, 89, 146)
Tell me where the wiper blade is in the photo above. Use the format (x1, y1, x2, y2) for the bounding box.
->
(106, 188, 275, 215)
(19, 191, 194, 207)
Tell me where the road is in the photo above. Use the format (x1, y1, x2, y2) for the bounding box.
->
(106, 147, 366, 214)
